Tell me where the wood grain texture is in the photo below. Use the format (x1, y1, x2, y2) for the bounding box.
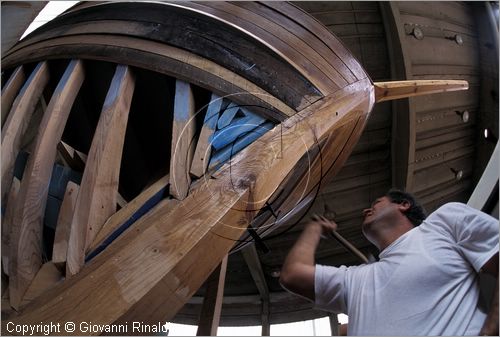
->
(7, 59, 84, 310)
(1, 79, 374, 330)
(169, 80, 195, 200)
(196, 255, 228, 336)
(87, 174, 170, 254)
(1, 62, 49, 206)
(52, 182, 79, 270)
(66, 65, 135, 276)
(374, 80, 469, 103)
(1, 66, 25, 127)
(1, 177, 20, 277)
(20, 262, 62, 308)
(190, 94, 222, 178)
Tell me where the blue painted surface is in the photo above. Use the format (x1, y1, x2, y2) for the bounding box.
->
(173, 80, 193, 121)
(211, 114, 266, 150)
(102, 65, 128, 111)
(209, 122, 274, 171)
(217, 102, 240, 129)
(85, 186, 168, 262)
(204, 93, 223, 130)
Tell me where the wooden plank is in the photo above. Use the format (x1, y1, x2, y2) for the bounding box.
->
(329, 313, 339, 336)
(1, 66, 25, 127)
(87, 174, 169, 255)
(374, 80, 469, 103)
(208, 122, 274, 172)
(20, 262, 62, 307)
(2, 79, 374, 329)
(262, 298, 270, 336)
(2, 33, 295, 120)
(57, 141, 86, 172)
(8, 59, 84, 310)
(212, 113, 266, 151)
(1, 62, 49, 206)
(52, 182, 79, 270)
(169, 80, 195, 200)
(196, 255, 228, 336)
(241, 244, 269, 300)
(190, 94, 223, 178)
(1, 177, 20, 276)
(66, 65, 135, 277)
(217, 102, 240, 130)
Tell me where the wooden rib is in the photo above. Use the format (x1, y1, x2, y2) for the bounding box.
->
(52, 182, 79, 270)
(88, 174, 169, 254)
(217, 102, 240, 130)
(190, 94, 222, 178)
(0, 80, 373, 329)
(20, 262, 62, 308)
(1, 34, 296, 119)
(7, 60, 84, 310)
(211, 113, 266, 151)
(1, 66, 25, 127)
(176, 1, 339, 94)
(196, 255, 228, 336)
(66, 65, 135, 277)
(169, 80, 196, 200)
(262, 1, 367, 81)
(1, 62, 50, 206)
(1, 177, 20, 277)
(374, 80, 469, 103)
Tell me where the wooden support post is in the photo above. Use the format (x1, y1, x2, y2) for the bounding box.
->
(1, 62, 49, 207)
(8, 59, 84, 310)
(242, 244, 270, 336)
(197, 255, 228, 336)
(261, 298, 270, 336)
(66, 65, 135, 276)
(329, 313, 339, 336)
(170, 80, 195, 200)
(190, 93, 222, 178)
(1, 65, 25, 127)
(52, 181, 79, 270)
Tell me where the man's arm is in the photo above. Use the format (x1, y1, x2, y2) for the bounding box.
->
(279, 216, 336, 301)
(479, 252, 499, 336)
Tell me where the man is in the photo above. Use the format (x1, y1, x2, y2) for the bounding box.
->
(280, 189, 499, 335)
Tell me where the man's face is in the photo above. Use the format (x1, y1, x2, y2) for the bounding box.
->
(361, 196, 399, 230)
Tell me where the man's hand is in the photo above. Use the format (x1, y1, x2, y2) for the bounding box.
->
(311, 214, 338, 236)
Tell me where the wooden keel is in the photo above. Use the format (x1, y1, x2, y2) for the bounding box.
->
(8, 60, 84, 310)
(0, 79, 374, 332)
(66, 65, 135, 276)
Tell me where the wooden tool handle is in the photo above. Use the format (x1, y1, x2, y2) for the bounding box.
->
(329, 230, 369, 264)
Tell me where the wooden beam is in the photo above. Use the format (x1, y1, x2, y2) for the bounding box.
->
(8, 59, 84, 310)
(261, 298, 270, 336)
(87, 174, 170, 255)
(1, 65, 25, 127)
(2, 79, 374, 329)
(1, 62, 49, 206)
(1, 177, 20, 276)
(52, 181, 79, 270)
(66, 65, 135, 276)
(170, 80, 196, 200)
(20, 262, 62, 308)
(374, 80, 469, 103)
(190, 93, 222, 178)
(241, 244, 269, 299)
(57, 141, 86, 172)
(196, 255, 228, 336)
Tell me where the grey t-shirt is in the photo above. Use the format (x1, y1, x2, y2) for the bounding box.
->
(315, 202, 499, 335)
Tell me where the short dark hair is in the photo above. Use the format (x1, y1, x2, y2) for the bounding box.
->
(385, 189, 426, 226)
